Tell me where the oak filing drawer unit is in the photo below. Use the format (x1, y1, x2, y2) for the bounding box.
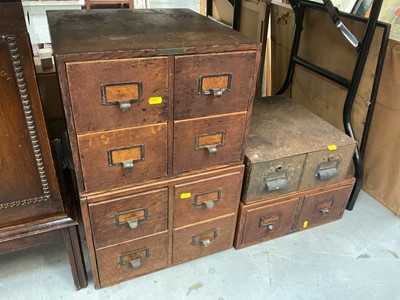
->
(242, 96, 357, 204)
(48, 9, 260, 288)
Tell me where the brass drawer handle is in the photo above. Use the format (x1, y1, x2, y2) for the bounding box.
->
(259, 214, 281, 230)
(101, 81, 143, 112)
(316, 156, 340, 180)
(191, 229, 218, 247)
(118, 248, 150, 269)
(114, 207, 149, 229)
(192, 189, 222, 209)
(195, 131, 226, 157)
(198, 73, 232, 97)
(108, 145, 145, 172)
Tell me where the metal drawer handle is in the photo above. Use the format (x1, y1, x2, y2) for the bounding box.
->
(264, 166, 288, 192)
(192, 189, 222, 209)
(212, 89, 224, 97)
(200, 239, 211, 247)
(320, 208, 330, 214)
(198, 73, 232, 96)
(114, 207, 149, 229)
(119, 101, 131, 112)
(118, 248, 150, 269)
(259, 214, 281, 229)
(205, 145, 218, 156)
(316, 156, 340, 180)
(108, 145, 145, 173)
(122, 160, 134, 172)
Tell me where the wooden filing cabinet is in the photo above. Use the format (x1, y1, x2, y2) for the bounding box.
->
(48, 9, 260, 288)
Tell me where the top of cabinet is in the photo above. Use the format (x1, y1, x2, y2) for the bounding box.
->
(47, 9, 260, 58)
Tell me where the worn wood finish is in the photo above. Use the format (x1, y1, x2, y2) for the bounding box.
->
(172, 214, 236, 265)
(174, 51, 256, 119)
(173, 169, 243, 228)
(173, 112, 247, 173)
(89, 188, 168, 248)
(66, 57, 169, 133)
(242, 96, 356, 203)
(241, 197, 299, 245)
(47, 9, 260, 58)
(77, 123, 167, 191)
(294, 184, 353, 231)
(235, 178, 355, 249)
(96, 231, 169, 287)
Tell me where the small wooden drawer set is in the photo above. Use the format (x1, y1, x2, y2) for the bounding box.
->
(48, 9, 260, 288)
(234, 96, 356, 249)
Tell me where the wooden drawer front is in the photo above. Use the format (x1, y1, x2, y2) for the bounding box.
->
(77, 123, 167, 191)
(174, 51, 257, 119)
(295, 184, 353, 230)
(173, 170, 243, 228)
(89, 188, 168, 248)
(96, 232, 169, 287)
(173, 112, 247, 173)
(66, 57, 168, 133)
(299, 144, 355, 190)
(241, 198, 299, 246)
(242, 155, 306, 204)
(172, 214, 236, 265)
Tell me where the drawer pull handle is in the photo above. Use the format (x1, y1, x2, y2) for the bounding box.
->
(259, 214, 281, 229)
(212, 89, 224, 97)
(192, 189, 222, 209)
(130, 259, 141, 269)
(195, 131, 226, 156)
(191, 229, 218, 246)
(114, 208, 149, 228)
(205, 145, 218, 156)
(119, 101, 131, 112)
(122, 160, 134, 172)
(320, 208, 330, 214)
(108, 145, 145, 172)
(127, 219, 139, 229)
(316, 156, 340, 180)
(200, 239, 211, 247)
(119, 248, 150, 269)
(264, 166, 288, 192)
(198, 73, 232, 96)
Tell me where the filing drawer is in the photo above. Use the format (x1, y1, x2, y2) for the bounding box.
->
(173, 112, 247, 173)
(77, 123, 167, 191)
(173, 168, 243, 228)
(96, 232, 169, 287)
(298, 144, 355, 190)
(66, 57, 169, 133)
(89, 188, 168, 248)
(238, 197, 299, 247)
(242, 155, 306, 203)
(172, 214, 236, 265)
(295, 183, 353, 230)
(174, 51, 257, 120)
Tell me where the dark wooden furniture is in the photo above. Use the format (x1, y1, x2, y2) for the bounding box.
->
(0, 0, 87, 290)
(48, 9, 260, 288)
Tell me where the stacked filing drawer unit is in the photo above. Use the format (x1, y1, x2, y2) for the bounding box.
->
(48, 9, 260, 288)
(234, 96, 356, 249)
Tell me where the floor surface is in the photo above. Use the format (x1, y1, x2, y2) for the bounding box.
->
(1, 190, 399, 299)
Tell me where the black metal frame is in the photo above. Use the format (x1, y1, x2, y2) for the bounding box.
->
(206, 0, 241, 30)
(278, 0, 390, 210)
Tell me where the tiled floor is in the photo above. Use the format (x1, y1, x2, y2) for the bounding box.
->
(1, 190, 399, 299)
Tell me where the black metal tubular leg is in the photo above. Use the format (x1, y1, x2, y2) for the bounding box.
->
(359, 26, 390, 159)
(232, 0, 241, 31)
(344, 0, 384, 210)
(277, 3, 305, 95)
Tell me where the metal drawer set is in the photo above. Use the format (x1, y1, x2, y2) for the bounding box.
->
(48, 9, 260, 288)
(234, 96, 356, 249)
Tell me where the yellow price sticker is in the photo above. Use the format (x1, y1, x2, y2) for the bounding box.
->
(180, 192, 191, 199)
(328, 144, 337, 151)
(303, 221, 308, 229)
(148, 96, 163, 105)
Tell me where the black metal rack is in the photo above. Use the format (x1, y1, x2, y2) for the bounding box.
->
(277, 0, 390, 210)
